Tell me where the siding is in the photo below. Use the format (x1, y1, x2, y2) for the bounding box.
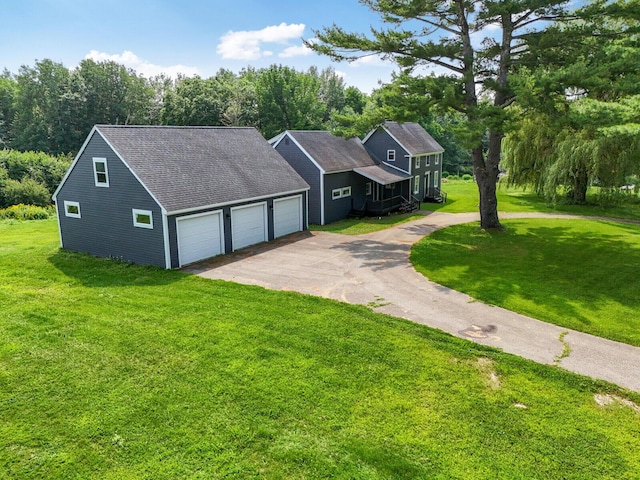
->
(363, 129, 411, 174)
(275, 140, 322, 224)
(323, 172, 367, 224)
(167, 191, 308, 268)
(56, 132, 166, 267)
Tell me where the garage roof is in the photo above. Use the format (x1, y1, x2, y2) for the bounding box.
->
(94, 125, 309, 214)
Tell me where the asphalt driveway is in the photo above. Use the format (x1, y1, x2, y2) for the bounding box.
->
(185, 211, 640, 393)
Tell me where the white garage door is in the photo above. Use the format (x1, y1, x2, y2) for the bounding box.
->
(274, 195, 303, 238)
(231, 203, 268, 251)
(177, 211, 224, 266)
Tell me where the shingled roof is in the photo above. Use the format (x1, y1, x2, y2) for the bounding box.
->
(275, 130, 376, 172)
(378, 121, 443, 156)
(95, 125, 309, 213)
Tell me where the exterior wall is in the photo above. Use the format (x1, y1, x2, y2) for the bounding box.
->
(56, 132, 166, 267)
(363, 129, 411, 174)
(274, 139, 322, 224)
(323, 171, 368, 224)
(423, 152, 444, 198)
(167, 191, 308, 268)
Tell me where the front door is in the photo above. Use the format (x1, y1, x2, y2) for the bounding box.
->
(424, 172, 431, 198)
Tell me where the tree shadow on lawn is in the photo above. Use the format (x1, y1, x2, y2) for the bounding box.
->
(48, 249, 184, 288)
(412, 220, 640, 332)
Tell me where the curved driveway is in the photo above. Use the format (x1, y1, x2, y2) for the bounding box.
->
(186, 211, 640, 393)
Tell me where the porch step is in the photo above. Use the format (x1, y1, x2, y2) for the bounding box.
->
(399, 201, 419, 213)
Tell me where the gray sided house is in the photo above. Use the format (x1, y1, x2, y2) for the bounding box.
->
(363, 121, 445, 203)
(272, 122, 444, 225)
(270, 130, 388, 225)
(53, 125, 310, 268)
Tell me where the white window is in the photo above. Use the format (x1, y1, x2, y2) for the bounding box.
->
(413, 176, 420, 195)
(64, 200, 81, 218)
(332, 188, 342, 200)
(341, 186, 352, 197)
(365, 182, 372, 195)
(435, 153, 440, 165)
(387, 150, 395, 162)
(425, 155, 431, 167)
(414, 157, 420, 169)
(93, 158, 109, 187)
(434, 171, 440, 187)
(132, 209, 153, 229)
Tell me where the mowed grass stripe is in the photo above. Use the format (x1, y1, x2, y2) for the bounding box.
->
(1, 219, 639, 479)
(411, 218, 640, 346)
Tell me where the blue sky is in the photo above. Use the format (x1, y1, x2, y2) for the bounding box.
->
(1, 0, 399, 92)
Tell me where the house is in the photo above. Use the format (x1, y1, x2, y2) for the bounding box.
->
(53, 125, 310, 268)
(271, 122, 443, 225)
(362, 121, 444, 204)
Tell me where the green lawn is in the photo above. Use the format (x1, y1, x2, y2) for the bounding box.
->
(411, 218, 640, 346)
(2, 219, 640, 479)
(311, 212, 424, 235)
(428, 180, 640, 220)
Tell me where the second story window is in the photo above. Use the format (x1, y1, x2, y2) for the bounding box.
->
(93, 158, 109, 187)
(387, 150, 395, 162)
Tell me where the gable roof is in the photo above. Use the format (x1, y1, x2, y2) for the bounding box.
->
(71, 125, 309, 214)
(367, 121, 444, 156)
(277, 130, 376, 173)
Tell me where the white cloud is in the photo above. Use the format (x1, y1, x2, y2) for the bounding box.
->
(84, 50, 199, 78)
(216, 22, 306, 60)
(279, 43, 312, 58)
(350, 54, 392, 68)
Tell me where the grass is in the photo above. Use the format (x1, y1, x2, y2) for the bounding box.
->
(310, 212, 424, 235)
(2, 219, 640, 479)
(411, 218, 640, 347)
(427, 180, 640, 220)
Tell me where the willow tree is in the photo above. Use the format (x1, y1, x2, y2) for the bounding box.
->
(503, 5, 640, 203)
(504, 96, 640, 203)
(309, 0, 612, 229)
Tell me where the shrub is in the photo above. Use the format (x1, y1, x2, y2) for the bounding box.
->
(0, 204, 53, 220)
(1, 177, 51, 207)
(448, 175, 459, 181)
(462, 173, 473, 181)
(442, 171, 450, 178)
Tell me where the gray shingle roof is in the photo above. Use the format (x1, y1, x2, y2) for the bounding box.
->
(284, 131, 376, 172)
(383, 121, 443, 155)
(96, 126, 309, 213)
(353, 164, 412, 185)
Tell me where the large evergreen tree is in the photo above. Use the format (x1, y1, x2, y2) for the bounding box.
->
(309, 0, 633, 228)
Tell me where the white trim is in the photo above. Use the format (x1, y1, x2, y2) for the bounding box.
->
(413, 176, 420, 195)
(53, 126, 166, 218)
(132, 209, 153, 229)
(95, 128, 167, 211)
(273, 194, 303, 237)
(55, 201, 63, 248)
(366, 182, 372, 195)
(275, 132, 327, 175)
(166, 187, 309, 216)
(426, 155, 431, 167)
(92, 157, 110, 187)
(320, 173, 325, 225)
(162, 213, 171, 269)
(415, 157, 420, 170)
(332, 188, 343, 200)
(434, 171, 440, 187)
(341, 186, 352, 197)
(387, 149, 396, 162)
(64, 200, 81, 218)
(176, 210, 224, 267)
(52, 125, 99, 201)
(230, 202, 268, 251)
(382, 161, 411, 175)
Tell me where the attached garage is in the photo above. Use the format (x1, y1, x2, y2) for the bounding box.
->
(176, 211, 224, 266)
(231, 203, 268, 251)
(273, 195, 303, 238)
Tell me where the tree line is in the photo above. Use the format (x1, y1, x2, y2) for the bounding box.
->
(0, 60, 371, 156)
